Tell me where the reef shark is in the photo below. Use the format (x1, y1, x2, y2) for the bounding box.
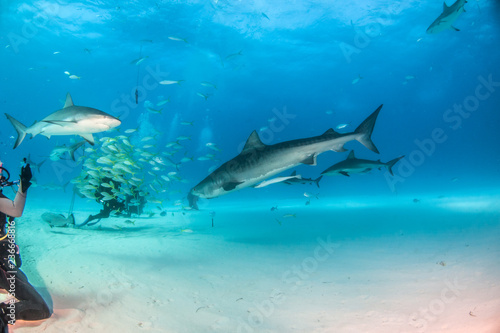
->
(50, 141, 86, 161)
(284, 170, 322, 188)
(321, 150, 404, 177)
(5, 92, 121, 149)
(188, 105, 383, 209)
(426, 0, 467, 34)
(25, 153, 45, 173)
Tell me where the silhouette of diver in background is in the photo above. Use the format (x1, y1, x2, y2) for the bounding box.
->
(0, 160, 51, 332)
(81, 177, 147, 226)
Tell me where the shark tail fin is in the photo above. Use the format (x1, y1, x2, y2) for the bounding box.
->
(188, 192, 199, 210)
(37, 159, 46, 173)
(314, 175, 323, 188)
(386, 156, 405, 176)
(70, 141, 86, 161)
(5, 113, 28, 149)
(354, 105, 382, 154)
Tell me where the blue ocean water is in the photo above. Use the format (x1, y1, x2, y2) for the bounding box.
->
(1, 1, 500, 332)
(1, 0, 499, 205)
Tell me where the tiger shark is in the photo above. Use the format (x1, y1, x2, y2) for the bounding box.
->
(5, 92, 121, 149)
(188, 105, 383, 209)
(321, 150, 404, 177)
(426, 0, 467, 34)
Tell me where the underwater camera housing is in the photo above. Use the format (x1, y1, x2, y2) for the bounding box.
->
(0, 166, 19, 188)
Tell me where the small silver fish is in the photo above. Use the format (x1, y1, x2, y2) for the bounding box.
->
(304, 192, 319, 199)
(336, 123, 349, 130)
(205, 142, 221, 151)
(351, 74, 363, 85)
(41, 212, 75, 228)
(157, 98, 170, 106)
(200, 81, 217, 89)
(168, 36, 188, 43)
(197, 92, 209, 100)
(130, 56, 149, 65)
(160, 80, 183, 85)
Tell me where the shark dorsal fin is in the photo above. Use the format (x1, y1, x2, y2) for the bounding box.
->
(290, 170, 297, 176)
(443, 1, 449, 10)
(347, 150, 355, 159)
(242, 131, 265, 152)
(64, 93, 74, 108)
(322, 128, 335, 136)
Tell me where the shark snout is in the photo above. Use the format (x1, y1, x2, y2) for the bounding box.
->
(190, 185, 206, 198)
(106, 116, 121, 128)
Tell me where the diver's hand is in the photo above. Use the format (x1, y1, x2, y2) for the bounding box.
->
(20, 162, 32, 193)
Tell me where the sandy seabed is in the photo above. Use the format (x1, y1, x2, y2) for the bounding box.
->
(3, 194, 500, 333)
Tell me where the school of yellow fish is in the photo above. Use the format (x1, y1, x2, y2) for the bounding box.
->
(70, 131, 221, 209)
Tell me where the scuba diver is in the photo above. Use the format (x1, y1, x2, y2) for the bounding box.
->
(81, 177, 147, 226)
(0, 160, 51, 332)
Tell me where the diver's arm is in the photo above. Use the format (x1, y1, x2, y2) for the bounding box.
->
(0, 183, 27, 217)
(0, 161, 32, 217)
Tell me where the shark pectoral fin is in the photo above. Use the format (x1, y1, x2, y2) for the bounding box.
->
(339, 171, 350, 177)
(80, 133, 95, 145)
(362, 168, 372, 173)
(223, 181, 243, 191)
(301, 154, 317, 165)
